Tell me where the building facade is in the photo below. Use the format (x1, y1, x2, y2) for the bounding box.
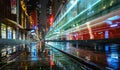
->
(46, 0, 120, 43)
(46, 0, 66, 31)
(0, 0, 40, 62)
(0, 0, 35, 44)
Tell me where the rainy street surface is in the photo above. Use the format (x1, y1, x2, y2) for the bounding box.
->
(46, 42, 120, 70)
(0, 42, 91, 70)
(1, 41, 120, 70)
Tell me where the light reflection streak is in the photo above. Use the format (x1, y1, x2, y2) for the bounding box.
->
(86, 22, 94, 39)
(55, 0, 78, 27)
(58, 0, 101, 30)
(105, 45, 119, 70)
(31, 43, 37, 60)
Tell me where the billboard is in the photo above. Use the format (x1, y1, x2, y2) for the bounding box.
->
(11, 0, 16, 14)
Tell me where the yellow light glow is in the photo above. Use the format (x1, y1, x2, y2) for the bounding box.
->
(86, 22, 94, 39)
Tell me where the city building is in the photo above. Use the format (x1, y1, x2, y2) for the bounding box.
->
(46, 0, 120, 44)
(0, 0, 120, 70)
(0, 0, 37, 45)
(46, 0, 66, 31)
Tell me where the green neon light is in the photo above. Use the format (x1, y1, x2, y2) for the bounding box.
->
(46, 0, 101, 39)
(54, 0, 78, 26)
(46, 0, 78, 38)
(58, 0, 101, 30)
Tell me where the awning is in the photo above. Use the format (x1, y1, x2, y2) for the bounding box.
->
(2, 18, 24, 29)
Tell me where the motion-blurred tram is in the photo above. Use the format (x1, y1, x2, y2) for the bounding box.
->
(62, 9, 120, 40)
(46, 0, 120, 42)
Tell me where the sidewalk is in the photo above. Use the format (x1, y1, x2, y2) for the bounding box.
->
(0, 51, 24, 69)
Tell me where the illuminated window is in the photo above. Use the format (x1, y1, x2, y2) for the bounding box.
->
(13, 30, 16, 39)
(7, 27, 12, 39)
(1, 23, 6, 39)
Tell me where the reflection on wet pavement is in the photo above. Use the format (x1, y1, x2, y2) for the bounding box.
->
(46, 42, 120, 70)
(1, 42, 90, 70)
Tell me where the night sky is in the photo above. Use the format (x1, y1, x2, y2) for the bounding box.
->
(39, 0, 49, 28)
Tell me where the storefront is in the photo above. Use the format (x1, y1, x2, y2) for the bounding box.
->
(13, 30, 16, 39)
(0, 23, 17, 39)
(7, 26, 12, 39)
(1, 23, 7, 39)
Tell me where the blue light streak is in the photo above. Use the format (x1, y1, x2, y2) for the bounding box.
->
(105, 30, 109, 39)
(110, 24, 118, 27)
(107, 16, 120, 21)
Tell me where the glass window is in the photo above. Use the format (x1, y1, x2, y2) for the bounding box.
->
(93, 2, 102, 14)
(66, 1, 72, 10)
(101, 0, 107, 10)
(1, 23, 6, 39)
(19, 31, 21, 40)
(13, 29, 16, 39)
(67, 10, 72, 21)
(77, 0, 86, 13)
(72, 4, 77, 17)
(7, 27, 12, 39)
